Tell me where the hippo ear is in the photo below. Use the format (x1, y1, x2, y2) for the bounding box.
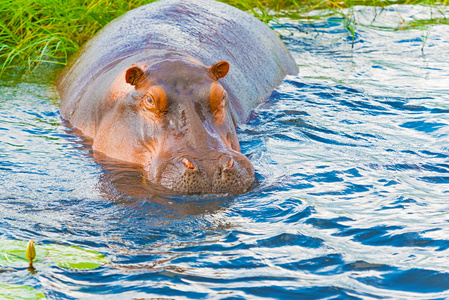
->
(210, 61, 230, 79)
(125, 66, 146, 86)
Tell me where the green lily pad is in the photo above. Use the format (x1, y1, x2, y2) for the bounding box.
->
(0, 283, 45, 299)
(0, 239, 110, 270)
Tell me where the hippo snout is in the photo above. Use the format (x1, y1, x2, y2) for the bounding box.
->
(148, 152, 255, 195)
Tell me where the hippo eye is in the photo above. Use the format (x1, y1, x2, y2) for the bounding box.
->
(142, 86, 168, 116)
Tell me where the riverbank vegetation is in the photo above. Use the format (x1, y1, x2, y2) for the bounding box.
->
(0, 0, 447, 71)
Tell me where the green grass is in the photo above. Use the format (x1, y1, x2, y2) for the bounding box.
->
(0, 0, 447, 71)
(0, 0, 156, 71)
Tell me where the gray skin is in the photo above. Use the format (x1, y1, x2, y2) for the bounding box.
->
(57, 0, 298, 195)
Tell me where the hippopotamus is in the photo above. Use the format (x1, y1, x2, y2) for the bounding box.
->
(56, 0, 298, 195)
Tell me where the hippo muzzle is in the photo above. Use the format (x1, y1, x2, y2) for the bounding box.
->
(147, 150, 255, 195)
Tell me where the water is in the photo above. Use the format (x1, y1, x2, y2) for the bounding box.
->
(1, 5, 449, 299)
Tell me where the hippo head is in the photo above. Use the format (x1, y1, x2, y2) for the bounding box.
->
(92, 56, 255, 195)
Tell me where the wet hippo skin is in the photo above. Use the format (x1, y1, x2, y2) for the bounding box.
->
(56, 0, 298, 195)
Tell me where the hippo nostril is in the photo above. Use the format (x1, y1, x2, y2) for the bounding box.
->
(227, 157, 234, 169)
(182, 158, 195, 169)
(220, 155, 234, 171)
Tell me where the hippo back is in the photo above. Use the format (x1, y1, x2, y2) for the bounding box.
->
(57, 0, 298, 126)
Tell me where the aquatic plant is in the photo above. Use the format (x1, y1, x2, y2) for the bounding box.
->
(25, 239, 35, 266)
(0, 239, 110, 269)
(0, 0, 447, 70)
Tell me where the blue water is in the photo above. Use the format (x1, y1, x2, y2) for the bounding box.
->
(1, 5, 449, 299)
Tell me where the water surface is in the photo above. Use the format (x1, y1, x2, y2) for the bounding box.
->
(1, 5, 449, 299)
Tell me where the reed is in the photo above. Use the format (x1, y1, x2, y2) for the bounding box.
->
(0, 0, 447, 71)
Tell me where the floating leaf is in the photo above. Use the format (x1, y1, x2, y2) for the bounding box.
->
(40, 243, 110, 269)
(0, 284, 45, 299)
(0, 239, 110, 270)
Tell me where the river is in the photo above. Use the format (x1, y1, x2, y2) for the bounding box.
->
(1, 5, 449, 299)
